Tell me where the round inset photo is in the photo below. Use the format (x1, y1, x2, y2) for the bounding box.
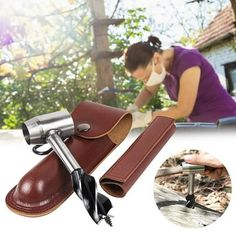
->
(153, 149, 231, 228)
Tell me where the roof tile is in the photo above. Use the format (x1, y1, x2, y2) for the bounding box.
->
(195, 5, 235, 49)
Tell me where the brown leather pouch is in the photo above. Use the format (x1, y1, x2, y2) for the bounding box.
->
(5, 101, 132, 216)
(99, 116, 176, 197)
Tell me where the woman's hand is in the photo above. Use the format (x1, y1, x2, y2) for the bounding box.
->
(184, 153, 228, 179)
(131, 111, 152, 129)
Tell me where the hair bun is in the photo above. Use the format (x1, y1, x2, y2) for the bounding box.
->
(147, 35, 162, 51)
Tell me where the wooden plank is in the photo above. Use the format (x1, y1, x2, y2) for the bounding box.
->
(154, 183, 222, 228)
(155, 166, 182, 177)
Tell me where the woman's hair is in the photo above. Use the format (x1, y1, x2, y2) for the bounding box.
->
(124, 35, 162, 73)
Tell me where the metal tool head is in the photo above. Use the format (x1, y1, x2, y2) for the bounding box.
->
(186, 194, 195, 208)
(22, 110, 74, 145)
(71, 169, 113, 226)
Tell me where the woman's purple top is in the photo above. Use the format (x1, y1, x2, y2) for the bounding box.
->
(163, 46, 236, 122)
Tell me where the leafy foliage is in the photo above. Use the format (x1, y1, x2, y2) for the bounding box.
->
(0, 1, 96, 128)
(0, 2, 171, 129)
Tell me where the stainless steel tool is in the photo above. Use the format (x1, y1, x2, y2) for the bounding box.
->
(22, 110, 113, 225)
(182, 162, 205, 208)
(156, 161, 205, 208)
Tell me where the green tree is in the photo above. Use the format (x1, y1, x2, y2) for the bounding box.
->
(0, 3, 170, 129)
(0, 0, 96, 128)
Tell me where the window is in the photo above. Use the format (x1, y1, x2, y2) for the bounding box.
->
(225, 61, 236, 96)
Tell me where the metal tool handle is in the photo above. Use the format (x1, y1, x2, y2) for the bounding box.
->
(182, 162, 205, 174)
(46, 130, 81, 174)
(188, 173, 195, 195)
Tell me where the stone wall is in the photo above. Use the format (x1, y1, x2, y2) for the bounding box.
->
(199, 38, 236, 89)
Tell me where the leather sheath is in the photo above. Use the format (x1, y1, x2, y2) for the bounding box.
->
(99, 116, 176, 197)
(6, 101, 132, 216)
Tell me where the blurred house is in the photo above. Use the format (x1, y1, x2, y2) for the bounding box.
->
(195, 5, 236, 96)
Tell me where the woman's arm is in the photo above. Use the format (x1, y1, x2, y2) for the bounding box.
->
(152, 66, 201, 120)
(134, 84, 160, 108)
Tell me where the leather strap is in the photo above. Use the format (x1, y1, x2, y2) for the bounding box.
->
(100, 116, 176, 197)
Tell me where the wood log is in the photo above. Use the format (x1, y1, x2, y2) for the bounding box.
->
(154, 183, 222, 228)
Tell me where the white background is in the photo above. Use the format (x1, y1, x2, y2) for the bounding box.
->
(0, 127, 235, 236)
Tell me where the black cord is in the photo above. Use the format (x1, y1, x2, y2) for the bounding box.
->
(32, 144, 53, 155)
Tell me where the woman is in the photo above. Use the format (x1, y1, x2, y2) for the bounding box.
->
(124, 35, 236, 127)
